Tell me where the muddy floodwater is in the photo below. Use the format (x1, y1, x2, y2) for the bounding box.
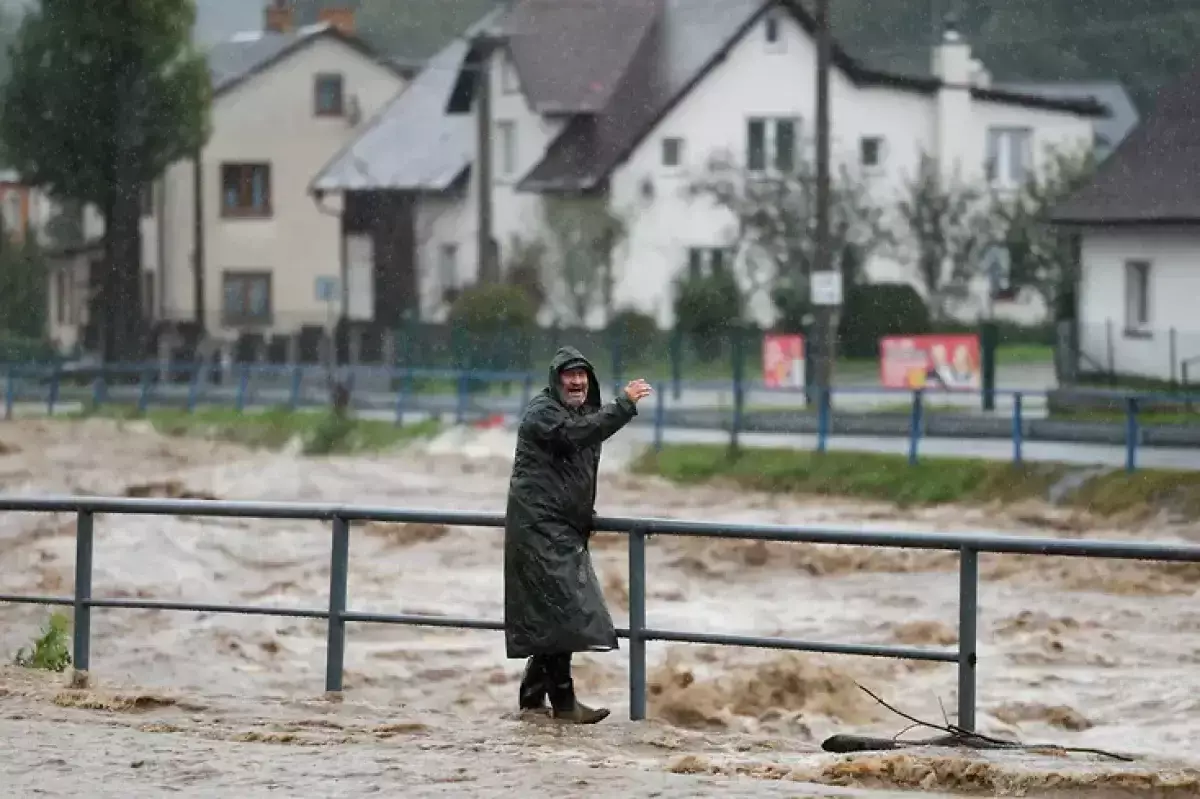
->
(1, 418, 1199, 797)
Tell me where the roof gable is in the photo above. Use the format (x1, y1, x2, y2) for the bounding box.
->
(1052, 70, 1200, 225)
(207, 23, 403, 98)
(517, 0, 1107, 193)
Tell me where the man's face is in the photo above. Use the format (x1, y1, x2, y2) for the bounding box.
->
(560, 367, 589, 408)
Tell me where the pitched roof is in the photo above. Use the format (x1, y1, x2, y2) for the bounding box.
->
(512, 0, 1108, 193)
(501, 0, 661, 114)
(206, 22, 402, 98)
(1050, 68, 1200, 225)
(1000, 81, 1139, 157)
(309, 14, 500, 193)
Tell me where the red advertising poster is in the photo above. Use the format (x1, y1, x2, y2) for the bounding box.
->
(879, 335, 981, 391)
(762, 334, 805, 388)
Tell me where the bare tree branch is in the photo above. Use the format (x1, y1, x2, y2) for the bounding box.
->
(540, 196, 627, 326)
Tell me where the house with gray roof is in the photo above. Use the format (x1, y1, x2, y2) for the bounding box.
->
(1050, 67, 1200, 383)
(314, 0, 1109, 327)
(47, 3, 408, 355)
(998, 81, 1138, 160)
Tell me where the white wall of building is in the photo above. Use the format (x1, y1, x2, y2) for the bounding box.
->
(1077, 227, 1200, 381)
(480, 9, 1094, 328)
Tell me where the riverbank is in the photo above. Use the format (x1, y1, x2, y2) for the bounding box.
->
(635, 445, 1200, 521)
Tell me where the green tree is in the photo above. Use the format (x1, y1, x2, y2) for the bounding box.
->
(0, 0, 210, 361)
(991, 144, 1097, 319)
(0, 235, 47, 341)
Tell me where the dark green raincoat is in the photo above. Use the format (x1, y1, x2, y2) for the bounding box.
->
(503, 346, 638, 658)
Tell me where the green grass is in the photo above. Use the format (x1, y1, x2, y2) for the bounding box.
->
(1048, 407, 1200, 426)
(995, 343, 1054, 365)
(634, 444, 1200, 519)
(14, 612, 72, 673)
(76, 405, 440, 455)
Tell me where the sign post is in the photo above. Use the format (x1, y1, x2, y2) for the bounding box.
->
(810, 270, 843, 398)
(978, 245, 1009, 411)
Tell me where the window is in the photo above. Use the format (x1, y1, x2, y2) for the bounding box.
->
(1124, 260, 1151, 334)
(438, 243, 458, 292)
(661, 137, 683, 168)
(496, 120, 516, 178)
(3, 191, 20, 233)
(747, 117, 798, 173)
(221, 270, 272, 326)
(764, 13, 784, 51)
(314, 73, 344, 116)
(686, 247, 733, 279)
(985, 127, 1032, 184)
(860, 136, 883, 168)
(221, 163, 272, 217)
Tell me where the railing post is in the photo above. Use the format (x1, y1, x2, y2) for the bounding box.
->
(47, 363, 61, 416)
(235, 365, 251, 413)
(3, 366, 13, 420)
(956, 545, 978, 732)
(186, 363, 202, 413)
(628, 526, 647, 721)
(393, 370, 408, 427)
(1125, 396, 1139, 473)
(73, 511, 94, 675)
(1011, 392, 1023, 466)
(907, 389, 924, 466)
(816, 387, 831, 453)
(92, 369, 107, 409)
(652, 381, 665, 452)
(325, 516, 350, 693)
(289, 365, 304, 411)
(670, 328, 682, 401)
(137, 367, 153, 413)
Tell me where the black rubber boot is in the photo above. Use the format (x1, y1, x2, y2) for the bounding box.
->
(518, 656, 549, 711)
(548, 678, 610, 724)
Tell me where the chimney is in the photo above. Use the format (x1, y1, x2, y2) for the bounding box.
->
(318, 7, 355, 36)
(930, 13, 971, 85)
(264, 1, 293, 34)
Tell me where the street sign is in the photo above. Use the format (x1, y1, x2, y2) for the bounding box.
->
(315, 276, 339, 303)
(810, 270, 843, 306)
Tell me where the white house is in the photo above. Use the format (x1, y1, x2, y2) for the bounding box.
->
(46, 3, 407, 353)
(1052, 67, 1200, 384)
(315, 0, 1106, 330)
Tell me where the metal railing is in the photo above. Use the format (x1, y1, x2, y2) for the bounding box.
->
(3, 496, 1200, 729)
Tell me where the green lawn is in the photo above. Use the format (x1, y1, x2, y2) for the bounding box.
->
(635, 445, 1200, 519)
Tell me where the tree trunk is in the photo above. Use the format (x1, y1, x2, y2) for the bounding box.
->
(101, 186, 145, 363)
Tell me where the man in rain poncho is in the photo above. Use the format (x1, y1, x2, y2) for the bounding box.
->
(504, 346, 653, 723)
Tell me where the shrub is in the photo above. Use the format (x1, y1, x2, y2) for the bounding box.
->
(838, 283, 931, 359)
(448, 283, 539, 374)
(504, 235, 548, 312)
(673, 267, 743, 363)
(608, 308, 660, 364)
(14, 611, 72, 672)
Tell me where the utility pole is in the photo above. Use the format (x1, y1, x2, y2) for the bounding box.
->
(812, 0, 840, 392)
(473, 32, 499, 284)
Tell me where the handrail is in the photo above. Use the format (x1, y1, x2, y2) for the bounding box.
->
(3, 496, 1200, 734)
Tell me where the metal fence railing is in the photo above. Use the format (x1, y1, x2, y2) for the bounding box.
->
(3, 496, 1200, 729)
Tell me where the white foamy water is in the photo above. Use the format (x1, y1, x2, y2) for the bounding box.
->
(1, 418, 1198, 797)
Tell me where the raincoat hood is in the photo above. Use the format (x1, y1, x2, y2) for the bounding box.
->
(548, 346, 601, 410)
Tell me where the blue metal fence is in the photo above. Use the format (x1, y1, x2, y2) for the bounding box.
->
(3, 495, 1200, 729)
(4, 362, 1200, 472)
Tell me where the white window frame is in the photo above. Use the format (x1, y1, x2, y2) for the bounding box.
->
(746, 117, 800, 174)
(496, 120, 516, 179)
(985, 126, 1033, 186)
(1123, 259, 1151, 335)
(685, 246, 735, 280)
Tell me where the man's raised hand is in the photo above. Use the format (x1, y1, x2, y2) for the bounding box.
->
(623, 379, 653, 403)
